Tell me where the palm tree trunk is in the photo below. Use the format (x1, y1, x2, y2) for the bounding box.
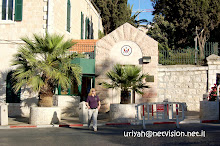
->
(121, 90, 130, 104)
(38, 96, 53, 107)
(38, 84, 54, 107)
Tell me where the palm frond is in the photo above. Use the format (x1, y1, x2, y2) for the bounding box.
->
(11, 33, 82, 95)
(101, 64, 149, 96)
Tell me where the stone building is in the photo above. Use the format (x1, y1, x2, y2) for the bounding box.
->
(1, 0, 218, 120)
(0, 0, 103, 117)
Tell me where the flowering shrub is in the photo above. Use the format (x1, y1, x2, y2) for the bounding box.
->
(207, 84, 217, 101)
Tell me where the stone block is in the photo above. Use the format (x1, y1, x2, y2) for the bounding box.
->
(166, 95, 171, 99)
(79, 101, 88, 124)
(102, 34, 116, 47)
(189, 89, 197, 95)
(164, 76, 170, 82)
(0, 103, 8, 125)
(170, 76, 178, 82)
(159, 83, 166, 89)
(165, 72, 170, 76)
(209, 65, 217, 70)
(115, 25, 124, 41)
(29, 107, 61, 125)
(200, 101, 219, 120)
(54, 95, 80, 117)
(158, 72, 165, 77)
(110, 104, 137, 122)
(96, 39, 112, 50)
(195, 71, 201, 75)
(158, 77, 164, 82)
(167, 83, 175, 89)
(123, 23, 131, 40)
(130, 26, 139, 42)
(158, 94, 165, 99)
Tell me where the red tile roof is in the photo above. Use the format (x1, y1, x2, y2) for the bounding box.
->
(69, 40, 98, 53)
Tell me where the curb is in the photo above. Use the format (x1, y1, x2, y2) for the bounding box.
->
(153, 122, 176, 124)
(59, 124, 84, 127)
(201, 120, 220, 123)
(0, 120, 216, 129)
(106, 123, 131, 126)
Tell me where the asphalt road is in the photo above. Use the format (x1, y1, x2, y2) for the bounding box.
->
(1, 123, 220, 146)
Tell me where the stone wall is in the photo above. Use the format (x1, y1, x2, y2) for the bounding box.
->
(158, 65, 208, 111)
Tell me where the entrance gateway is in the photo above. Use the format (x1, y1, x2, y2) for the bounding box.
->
(57, 23, 159, 113)
(95, 23, 158, 112)
(57, 40, 96, 102)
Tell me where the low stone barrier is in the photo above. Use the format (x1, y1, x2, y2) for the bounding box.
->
(54, 95, 80, 117)
(29, 107, 61, 125)
(200, 101, 219, 121)
(110, 104, 137, 122)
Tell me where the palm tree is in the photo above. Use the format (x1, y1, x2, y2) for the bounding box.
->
(101, 64, 149, 104)
(11, 33, 82, 107)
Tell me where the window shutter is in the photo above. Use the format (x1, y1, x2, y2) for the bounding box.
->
(88, 19, 90, 39)
(81, 12, 84, 39)
(67, 0, 71, 32)
(14, 0, 23, 21)
(85, 18, 88, 39)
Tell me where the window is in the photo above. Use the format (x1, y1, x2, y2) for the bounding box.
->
(67, 0, 71, 32)
(1, 0, 13, 20)
(0, 0, 23, 21)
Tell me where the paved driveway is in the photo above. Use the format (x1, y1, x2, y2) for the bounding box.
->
(1, 123, 220, 146)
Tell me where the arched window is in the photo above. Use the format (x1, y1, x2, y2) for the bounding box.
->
(6, 71, 21, 103)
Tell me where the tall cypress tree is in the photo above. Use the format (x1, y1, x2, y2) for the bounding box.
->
(93, 0, 138, 35)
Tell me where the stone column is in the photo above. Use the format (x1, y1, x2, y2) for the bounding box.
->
(207, 54, 220, 90)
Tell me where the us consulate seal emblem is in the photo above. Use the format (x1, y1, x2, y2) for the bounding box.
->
(121, 45, 132, 56)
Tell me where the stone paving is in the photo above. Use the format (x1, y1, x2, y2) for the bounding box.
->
(0, 111, 203, 129)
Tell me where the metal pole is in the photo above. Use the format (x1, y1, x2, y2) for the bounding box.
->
(91, 78, 93, 88)
(217, 85, 220, 121)
(217, 85, 220, 102)
(143, 105, 146, 129)
(138, 0, 140, 21)
(176, 104, 180, 128)
(195, 26, 198, 65)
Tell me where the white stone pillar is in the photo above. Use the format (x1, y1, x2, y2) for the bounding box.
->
(0, 103, 8, 125)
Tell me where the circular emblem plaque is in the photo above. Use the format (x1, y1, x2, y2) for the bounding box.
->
(121, 45, 132, 56)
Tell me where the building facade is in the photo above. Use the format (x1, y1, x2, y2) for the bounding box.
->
(0, 0, 103, 117)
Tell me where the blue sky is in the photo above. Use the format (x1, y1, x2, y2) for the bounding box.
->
(128, 0, 154, 23)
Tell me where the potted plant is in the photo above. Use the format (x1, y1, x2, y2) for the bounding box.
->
(100, 64, 149, 122)
(200, 84, 219, 121)
(11, 33, 82, 124)
(101, 64, 149, 104)
(207, 84, 218, 101)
